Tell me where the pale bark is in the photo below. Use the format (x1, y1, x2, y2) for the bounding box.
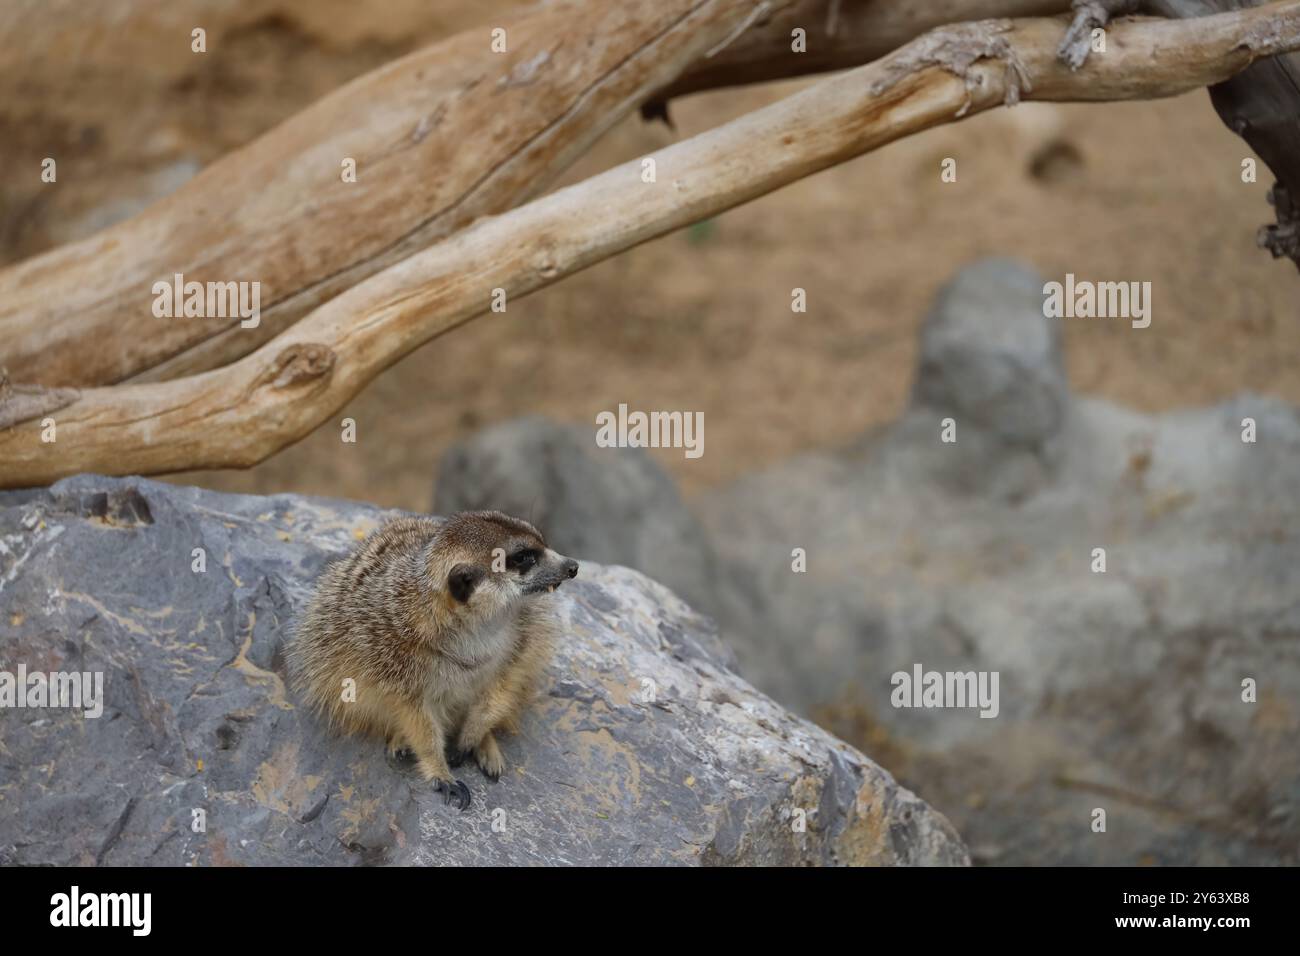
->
(0, 0, 1077, 389)
(1, 4, 1298, 488)
(0, 0, 818, 388)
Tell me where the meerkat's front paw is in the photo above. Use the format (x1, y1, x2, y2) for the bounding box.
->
(473, 733, 505, 782)
(452, 733, 505, 781)
(386, 733, 414, 761)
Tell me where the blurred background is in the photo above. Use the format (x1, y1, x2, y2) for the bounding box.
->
(4, 0, 1298, 865)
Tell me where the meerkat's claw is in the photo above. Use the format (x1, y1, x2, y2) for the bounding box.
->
(447, 745, 469, 769)
(434, 778, 472, 811)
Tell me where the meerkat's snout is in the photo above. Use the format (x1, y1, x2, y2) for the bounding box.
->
(555, 556, 579, 591)
(523, 550, 579, 594)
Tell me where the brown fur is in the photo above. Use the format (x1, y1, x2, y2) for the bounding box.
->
(287, 511, 577, 796)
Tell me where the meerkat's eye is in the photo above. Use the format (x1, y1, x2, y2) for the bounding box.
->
(507, 548, 539, 573)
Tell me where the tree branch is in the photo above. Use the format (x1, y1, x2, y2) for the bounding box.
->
(2, 4, 1298, 488)
(0, 0, 1086, 390)
(0, 0, 816, 389)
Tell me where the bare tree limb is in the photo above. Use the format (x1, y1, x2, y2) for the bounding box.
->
(2, 4, 1298, 488)
(1, 0, 1086, 390)
(0, 0, 818, 389)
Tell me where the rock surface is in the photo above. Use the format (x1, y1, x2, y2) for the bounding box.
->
(0, 475, 967, 866)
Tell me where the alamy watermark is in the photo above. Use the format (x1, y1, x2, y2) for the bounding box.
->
(50, 886, 150, 936)
(152, 272, 261, 328)
(595, 403, 703, 459)
(891, 664, 999, 718)
(1043, 273, 1151, 329)
(0, 664, 104, 718)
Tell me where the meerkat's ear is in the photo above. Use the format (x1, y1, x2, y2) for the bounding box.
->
(447, 563, 485, 603)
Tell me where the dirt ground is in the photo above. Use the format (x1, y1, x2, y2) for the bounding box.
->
(4, 0, 1297, 511)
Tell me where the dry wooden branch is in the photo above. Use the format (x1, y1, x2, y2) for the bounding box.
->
(0, 0, 819, 389)
(2, 4, 1298, 489)
(0, 0, 1091, 390)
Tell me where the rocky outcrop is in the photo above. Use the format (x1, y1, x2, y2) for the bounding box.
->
(0, 476, 966, 866)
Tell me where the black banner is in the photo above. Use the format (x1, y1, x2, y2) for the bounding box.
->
(1, 866, 1289, 942)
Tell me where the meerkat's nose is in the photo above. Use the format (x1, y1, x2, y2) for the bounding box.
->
(563, 559, 579, 579)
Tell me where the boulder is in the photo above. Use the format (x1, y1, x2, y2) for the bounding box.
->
(0, 475, 966, 866)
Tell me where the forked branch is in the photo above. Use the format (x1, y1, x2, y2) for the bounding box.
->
(0, 0, 1071, 389)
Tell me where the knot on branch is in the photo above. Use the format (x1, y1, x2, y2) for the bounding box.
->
(869, 20, 1031, 114)
(0, 366, 81, 430)
(262, 343, 337, 390)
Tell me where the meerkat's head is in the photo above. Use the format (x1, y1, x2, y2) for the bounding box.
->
(427, 511, 578, 621)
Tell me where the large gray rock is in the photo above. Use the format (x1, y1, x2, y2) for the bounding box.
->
(0, 475, 966, 866)
(434, 415, 719, 616)
(696, 259, 1300, 865)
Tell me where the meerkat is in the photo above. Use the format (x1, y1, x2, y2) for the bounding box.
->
(287, 510, 579, 811)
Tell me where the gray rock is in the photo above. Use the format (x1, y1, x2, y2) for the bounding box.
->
(696, 258, 1300, 865)
(0, 475, 966, 866)
(902, 257, 1069, 501)
(434, 415, 719, 617)
(912, 258, 1068, 445)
